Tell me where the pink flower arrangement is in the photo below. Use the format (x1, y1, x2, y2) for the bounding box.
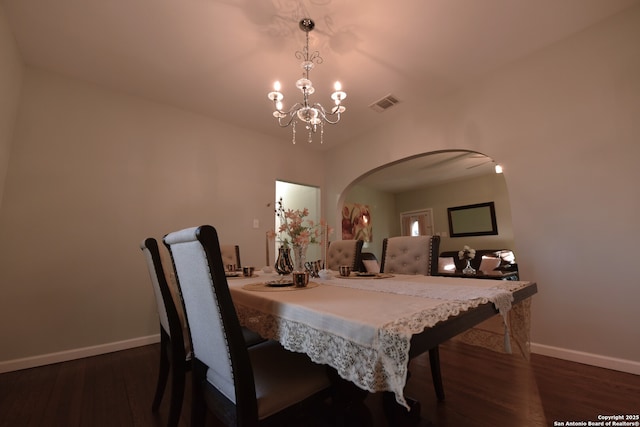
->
(268, 198, 331, 247)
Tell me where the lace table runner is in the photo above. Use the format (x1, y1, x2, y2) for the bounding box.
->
(235, 298, 491, 409)
(328, 275, 520, 316)
(325, 276, 526, 360)
(231, 274, 531, 410)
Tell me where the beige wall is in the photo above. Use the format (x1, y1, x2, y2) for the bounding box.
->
(346, 172, 513, 259)
(0, 67, 324, 362)
(0, 3, 23, 209)
(1, 3, 639, 374)
(326, 7, 640, 368)
(395, 172, 514, 253)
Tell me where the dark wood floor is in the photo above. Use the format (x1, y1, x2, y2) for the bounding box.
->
(1, 340, 638, 427)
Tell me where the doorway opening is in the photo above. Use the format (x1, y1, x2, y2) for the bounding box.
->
(400, 209, 434, 236)
(274, 181, 322, 262)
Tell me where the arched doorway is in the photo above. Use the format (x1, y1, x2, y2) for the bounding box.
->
(339, 150, 513, 260)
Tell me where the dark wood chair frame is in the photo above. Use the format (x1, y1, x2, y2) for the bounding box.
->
(164, 226, 333, 427)
(358, 251, 379, 272)
(345, 239, 365, 271)
(141, 238, 190, 427)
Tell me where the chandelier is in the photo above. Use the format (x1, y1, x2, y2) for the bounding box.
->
(267, 18, 346, 144)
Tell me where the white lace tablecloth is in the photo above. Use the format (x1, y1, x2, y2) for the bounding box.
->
(229, 272, 531, 409)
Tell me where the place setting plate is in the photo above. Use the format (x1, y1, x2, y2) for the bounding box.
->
(242, 279, 319, 292)
(339, 272, 395, 279)
(266, 279, 294, 287)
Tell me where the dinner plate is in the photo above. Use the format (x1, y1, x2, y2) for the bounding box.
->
(265, 280, 294, 287)
(355, 272, 377, 277)
(225, 272, 241, 277)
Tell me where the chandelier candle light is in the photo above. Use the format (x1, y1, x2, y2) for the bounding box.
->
(267, 18, 346, 144)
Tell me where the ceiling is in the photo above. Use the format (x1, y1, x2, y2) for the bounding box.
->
(3, 0, 637, 152)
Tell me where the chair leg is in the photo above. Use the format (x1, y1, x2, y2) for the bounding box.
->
(167, 357, 186, 427)
(190, 360, 207, 427)
(429, 346, 445, 401)
(152, 328, 171, 411)
(382, 391, 421, 426)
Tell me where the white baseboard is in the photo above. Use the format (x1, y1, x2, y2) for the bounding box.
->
(531, 342, 640, 375)
(0, 334, 160, 374)
(3, 337, 638, 376)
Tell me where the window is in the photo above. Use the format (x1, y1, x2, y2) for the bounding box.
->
(400, 209, 434, 237)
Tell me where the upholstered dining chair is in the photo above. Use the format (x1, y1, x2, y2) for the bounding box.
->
(359, 252, 380, 273)
(164, 225, 333, 427)
(140, 237, 190, 427)
(326, 239, 364, 271)
(220, 244, 241, 269)
(379, 235, 445, 401)
(141, 238, 263, 427)
(380, 235, 440, 276)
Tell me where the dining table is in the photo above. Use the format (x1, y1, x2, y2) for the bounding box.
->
(225, 269, 537, 423)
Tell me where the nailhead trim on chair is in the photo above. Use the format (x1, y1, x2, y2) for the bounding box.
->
(326, 240, 363, 271)
(380, 236, 440, 276)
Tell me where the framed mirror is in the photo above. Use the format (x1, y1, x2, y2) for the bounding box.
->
(447, 202, 498, 237)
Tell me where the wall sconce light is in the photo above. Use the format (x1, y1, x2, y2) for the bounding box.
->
(494, 164, 503, 174)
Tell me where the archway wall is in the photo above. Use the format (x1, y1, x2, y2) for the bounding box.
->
(322, 7, 640, 369)
(393, 171, 513, 253)
(343, 163, 513, 262)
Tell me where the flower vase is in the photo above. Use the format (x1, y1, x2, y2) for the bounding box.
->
(291, 244, 308, 272)
(274, 245, 293, 275)
(462, 259, 476, 275)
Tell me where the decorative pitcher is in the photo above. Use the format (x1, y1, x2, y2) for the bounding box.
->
(274, 245, 293, 275)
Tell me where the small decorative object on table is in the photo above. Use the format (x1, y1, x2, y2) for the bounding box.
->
(269, 197, 332, 276)
(339, 265, 352, 277)
(458, 245, 477, 275)
(305, 260, 322, 278)
(292, 270, 309, 287)
(274, 245, 293, 275)
(318, 269, 333, 280)
(291, 243, 308, 274)
(263, 231, 273, 273)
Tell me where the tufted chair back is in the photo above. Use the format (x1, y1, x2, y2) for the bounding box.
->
(380, 235, 440, 276)
(379, 235, 446, 402)
(164, 227, 246, 410)
(164, 225, 331, 426)
(326, 240, 364, 271)
(220, 245, 241, 269)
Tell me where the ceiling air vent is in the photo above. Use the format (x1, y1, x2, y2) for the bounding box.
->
(369, 94, 400, 112)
